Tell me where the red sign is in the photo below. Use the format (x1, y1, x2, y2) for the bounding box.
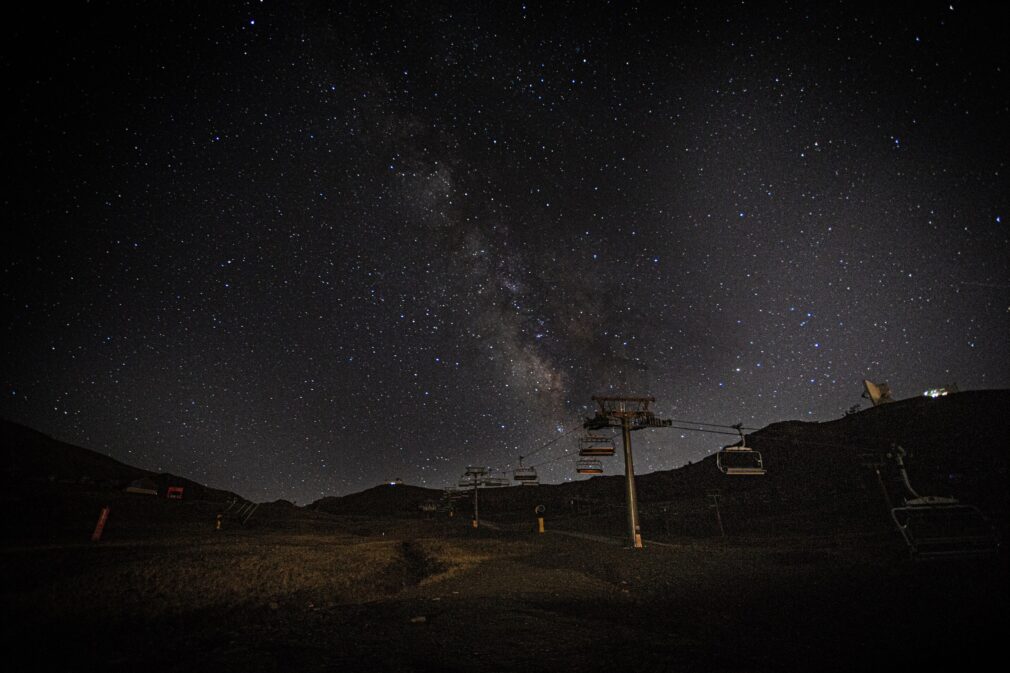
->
(166, 486, 184, 499)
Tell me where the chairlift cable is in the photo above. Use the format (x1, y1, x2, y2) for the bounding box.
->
(667, 424, 742, 436)
(520, 423, 583, 460)
(666, 418, 759, 431)
(528, 447, 580, 469)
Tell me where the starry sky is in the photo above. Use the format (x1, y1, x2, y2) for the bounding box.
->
(4, 2, 1008, 503)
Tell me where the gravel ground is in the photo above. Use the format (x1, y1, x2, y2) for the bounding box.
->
(2, 515, 1004, 672)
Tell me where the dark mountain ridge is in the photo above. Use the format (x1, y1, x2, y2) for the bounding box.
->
(3, 389, 1006, 543)
(312, 390, 1009, 542)
(2, 420, 240, 502)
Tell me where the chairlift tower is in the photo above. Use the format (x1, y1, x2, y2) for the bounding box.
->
(584, 396, 672, 549)
(461, 466, 489, 528)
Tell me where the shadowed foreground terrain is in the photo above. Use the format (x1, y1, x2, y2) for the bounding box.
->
(2, 392, 1007, 672)
(3, 517, 1004, 673)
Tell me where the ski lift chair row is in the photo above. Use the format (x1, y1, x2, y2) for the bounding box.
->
(716, 424, 766, 476)
(579, 434, 616, 457)
(576, 458, 604, 475)
(888, 446, 999, 559)
(513, 467, 539, 484)
(513, 457, 539, 484)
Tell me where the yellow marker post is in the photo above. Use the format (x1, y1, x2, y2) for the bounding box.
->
(537, 517, 545, 534)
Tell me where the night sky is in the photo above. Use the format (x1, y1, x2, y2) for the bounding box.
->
(4, 2, 1008, 504)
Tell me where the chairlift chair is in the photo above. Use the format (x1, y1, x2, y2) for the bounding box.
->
(579, 434, 616, 456)
(716, 425, 766, 476)
(891, 499, 997, 558)
(482, 475, 510, 488)
(888, 446, 998, 559)
(513, 458, 539, 484)
(576, 458, 604, 475)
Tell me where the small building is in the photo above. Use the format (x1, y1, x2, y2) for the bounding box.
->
(124, 477, 158, 496)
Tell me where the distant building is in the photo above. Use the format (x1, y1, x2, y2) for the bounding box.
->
(923, 383, 959, 398)
(124, 477, 158, 495)
(389, 477, 404, 486)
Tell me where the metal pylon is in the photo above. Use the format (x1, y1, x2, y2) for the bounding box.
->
(584, 396, 672, 548)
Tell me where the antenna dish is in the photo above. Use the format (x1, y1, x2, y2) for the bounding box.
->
(862, 379, 895, 406)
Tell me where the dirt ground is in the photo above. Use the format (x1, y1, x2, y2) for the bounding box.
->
(2, 513, 1004, 673)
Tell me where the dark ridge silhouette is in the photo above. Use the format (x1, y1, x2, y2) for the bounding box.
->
(314, 389, 1009, 542)
(1, 419, 240, 502)
(1, 419, 252, 542)
(310, 483, 444, 515)
(3, 389, 1006, 543)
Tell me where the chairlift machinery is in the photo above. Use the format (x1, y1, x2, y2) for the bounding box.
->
(583, 396, 674, 549)
(886, 446, 998, 559)
(716, 424, 766, 476)
(458, 466, 511, 488)
(458, 466, 488, 489)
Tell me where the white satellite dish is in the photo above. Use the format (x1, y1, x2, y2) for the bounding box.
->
(862, 379, 895, 406)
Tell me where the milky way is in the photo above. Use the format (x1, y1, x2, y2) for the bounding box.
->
(4, 2, 1008, 502)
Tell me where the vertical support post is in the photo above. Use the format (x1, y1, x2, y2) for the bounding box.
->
(622, 417, 643, 548)
(91, 506, 110, 542)
(472, 481, 479, 528)
(710, 494, 726, 538)
(874, 468, 893, 510)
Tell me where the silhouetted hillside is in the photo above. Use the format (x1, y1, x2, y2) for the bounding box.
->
(310, 483, 443, 515)
(1, 419, 240, 502)
(4, 389, 1006, 544)
(1, 419, 257, 542)
(310, 390, 1009, 540)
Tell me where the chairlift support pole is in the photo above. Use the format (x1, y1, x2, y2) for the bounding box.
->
(473, 479, 479, 528)
(620, 415, 643, 548)
(708, 493, 725, 538)
(463, 466, 487, 528)
(585, 395, 671, 550)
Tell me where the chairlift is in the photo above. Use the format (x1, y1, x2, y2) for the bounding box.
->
(716, 424, 766, 476)
(482, 475, 510, 488)
(513, 457, 539, 484)
(576, 458, 604, 475)
(579, 434, 616, 456)
(888, 446, 998, 559)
